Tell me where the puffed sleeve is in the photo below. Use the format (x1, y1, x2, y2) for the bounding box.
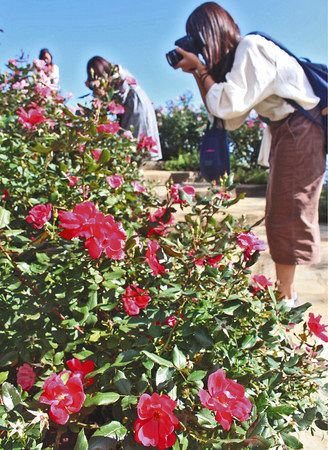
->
(206, 35, 277, 129)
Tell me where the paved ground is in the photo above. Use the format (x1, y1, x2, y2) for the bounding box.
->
(228, 196, 328, 450)
(144, 171, 328, 449)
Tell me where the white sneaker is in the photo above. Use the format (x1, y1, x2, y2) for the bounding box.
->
(284, 293, 299, 308)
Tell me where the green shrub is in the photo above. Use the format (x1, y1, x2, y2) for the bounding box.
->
(156, 92, 207, 160)
(163, 148, 200, 171)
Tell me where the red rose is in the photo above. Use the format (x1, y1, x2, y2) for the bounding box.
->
(251, 274, 273, 293)
(40, 372, 85, 425)
(122, 285, 151, 316)
(170, 183, 195, 204)
(134, 393, 180, 449)
(308, 313, 328, 342)
(137, 134, 158, 154)
(1, 188, 9, 201)
(199, 369, 252, 431)
(164, 315, 177, 327)
(146, 240, 166, 276)
(26, 203, 52, 229)
(17, 363, 36, 391)
(17, 104, 47, 129)
(147, 207, 174, 237)
(66, 358, 95, 386)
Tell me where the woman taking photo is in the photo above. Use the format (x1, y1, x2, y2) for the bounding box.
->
(174, 2, 326, 304)
(39, 48, 60, 87)
(86, 56, 162, 160)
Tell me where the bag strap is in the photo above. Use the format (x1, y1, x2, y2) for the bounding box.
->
(248, 31, 324, 130)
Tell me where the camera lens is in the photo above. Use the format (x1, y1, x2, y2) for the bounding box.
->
(166, 50, 183, 68)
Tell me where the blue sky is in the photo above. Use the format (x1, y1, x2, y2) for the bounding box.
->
(1, 0, 327, 107)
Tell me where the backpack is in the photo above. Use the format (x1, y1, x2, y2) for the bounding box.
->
(199, 118, 230, 182)
(248, 32, 328, 149)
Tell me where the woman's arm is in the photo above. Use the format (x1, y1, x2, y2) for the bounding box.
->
(175, 47, 214, 108)
(175, 37, 277, 122)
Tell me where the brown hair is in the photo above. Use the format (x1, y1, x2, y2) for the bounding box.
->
(186, 2, 240, 82)
(86, 56, 116, 82)
(39, 48, 53, 65)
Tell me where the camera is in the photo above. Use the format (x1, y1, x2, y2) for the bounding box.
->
(166, 33, 206, 68)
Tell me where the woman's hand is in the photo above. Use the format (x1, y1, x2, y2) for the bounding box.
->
(175, 47, 206, 73)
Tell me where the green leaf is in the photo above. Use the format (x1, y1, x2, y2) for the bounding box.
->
(0, 372, 9, 385)
(74, 429, 88, 450)
(187, 370, 207, 382)
(243, 436, 271, 449)
(114, 371, 131, 395)
(196, 408, 217, 428)
(99, 149, 111, 164)
(142, 351, 173, 368)
(295, 407, 317, 430)
(93, 421, 127, 440)
(33, 142, 52, 154)
(288, 302, 311, 324)
(2, 382, 22, 411)
(241, 335, 258, 349)
(103, 268, 125, 280)
(268, 404, 295, 418)
(84, 392, 120, 407)
(172, 346, 187, 370)
(0, 207, 10, 228)
(156, 367, 172, 386)
(121, 395, 138, 410)
(281, 433, 303, 449)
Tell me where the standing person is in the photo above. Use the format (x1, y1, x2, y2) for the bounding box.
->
(39, 48, 60, 87)
(173, 2, 326, 304)
(86, 56, 162, 160)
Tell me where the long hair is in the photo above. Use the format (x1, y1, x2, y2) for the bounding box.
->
(86, 56, 115, 82)
(39, 48, 53, 64)
(186, 2, 240, 82)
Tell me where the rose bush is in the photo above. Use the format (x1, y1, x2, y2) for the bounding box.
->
(0, 57, 327, 449)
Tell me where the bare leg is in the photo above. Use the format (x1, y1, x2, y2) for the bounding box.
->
(275, 264, 296, 299)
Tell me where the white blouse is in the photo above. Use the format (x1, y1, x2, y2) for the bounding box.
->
(205, 34, 319, 166)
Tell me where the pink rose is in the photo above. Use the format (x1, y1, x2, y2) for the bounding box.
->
(91, 149, 102, 161)
(97, 121, 120, 134)
(17, 364, 36, 391)
(131, 181, 146, 194)
(58, 201, 126, 260)
(106, 174, 124, 189)
(108, 101, 125, 115)
(237, 232, 266, 261)
(199, 369, 252, 431)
